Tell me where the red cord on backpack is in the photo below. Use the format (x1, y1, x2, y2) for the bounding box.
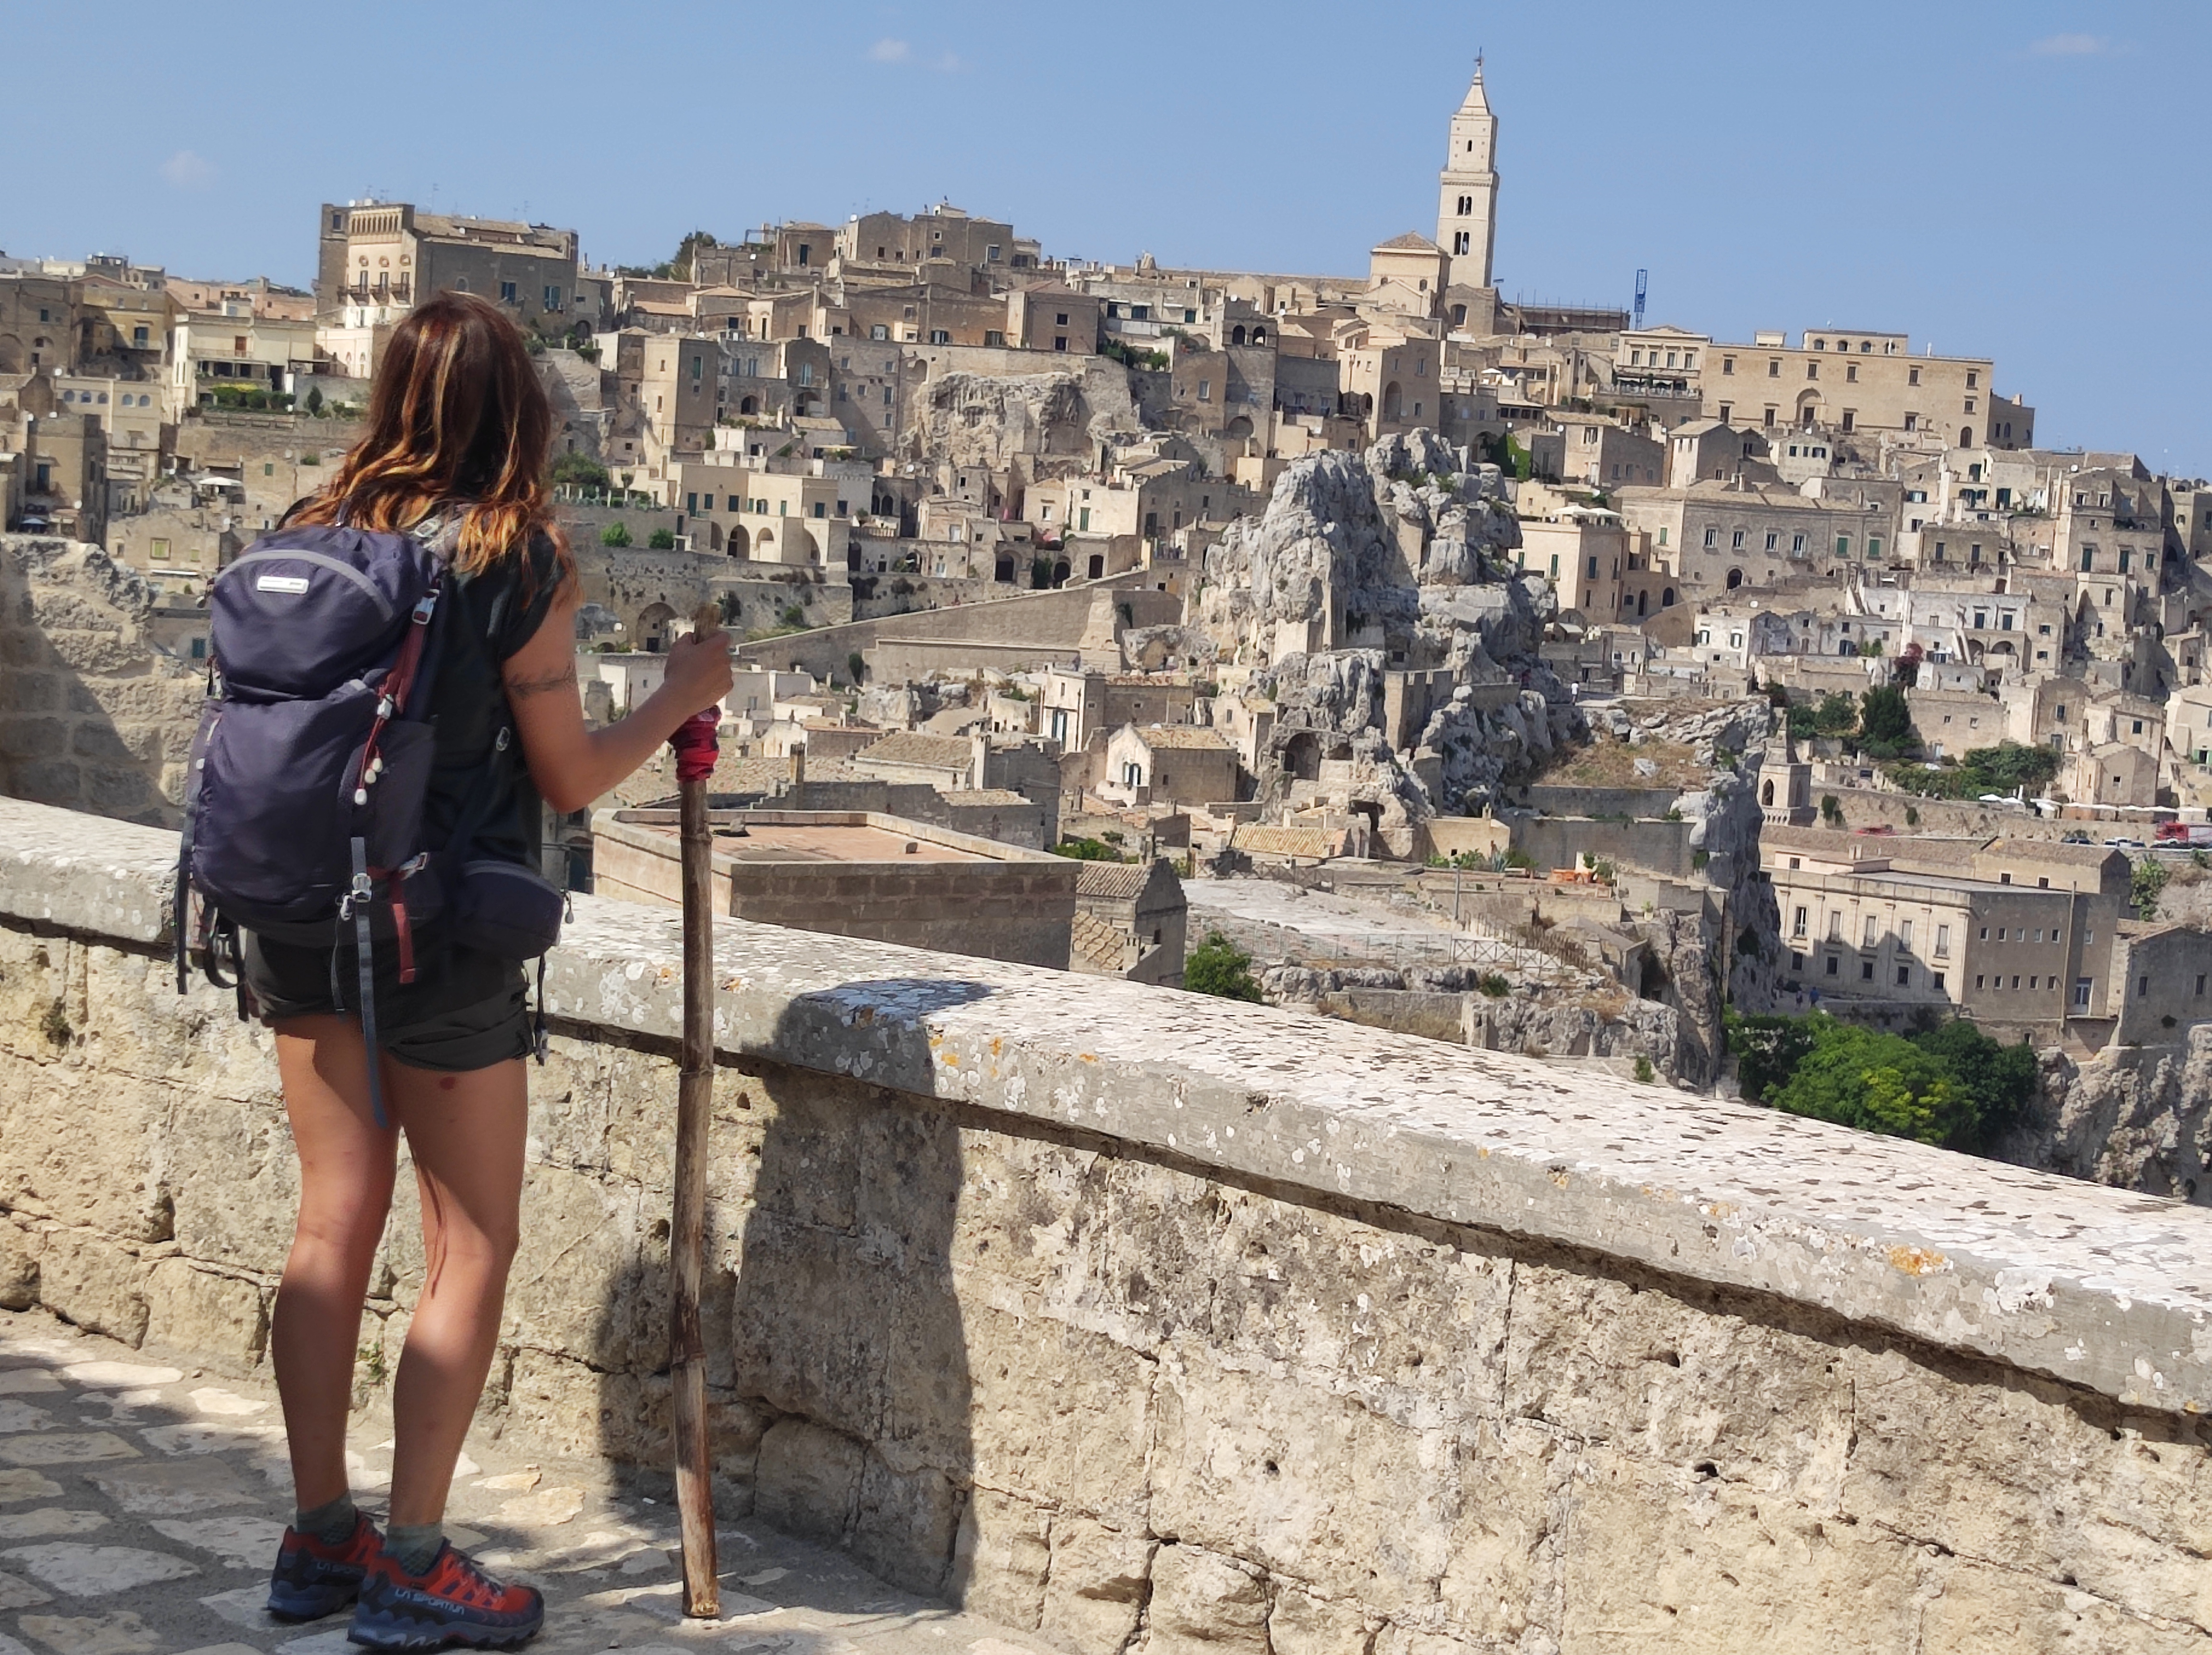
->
(670, 708, 719, 784)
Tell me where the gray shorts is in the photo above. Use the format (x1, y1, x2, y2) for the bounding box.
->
(240, 928, 532, 1073)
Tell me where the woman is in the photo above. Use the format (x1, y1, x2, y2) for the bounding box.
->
(252, 292, 731, 1649)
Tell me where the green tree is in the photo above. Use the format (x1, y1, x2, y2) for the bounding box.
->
(550, 451, 610, 493)
(1813, 692, 1859, 736)
(304, 385, 324, 415)
(1912, 1020, 2038, 1144)
(1858, 685, 1915, 760)
(647, 527, 677, 550)
(2132, 857, 2170, 921)
(1727, 1011, 2039, 1151)
(1768, 1024, 1976, 1146)
(600, 521, 633, 548)
(1184, 930, 1264, 1001)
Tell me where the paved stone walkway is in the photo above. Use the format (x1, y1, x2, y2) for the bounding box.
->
(0, 1310, 1044, 1655)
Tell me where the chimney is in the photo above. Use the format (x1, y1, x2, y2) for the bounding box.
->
(791, 744, 806, 809)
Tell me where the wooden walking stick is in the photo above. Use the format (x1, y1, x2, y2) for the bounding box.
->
(668, 606, 725, 1618)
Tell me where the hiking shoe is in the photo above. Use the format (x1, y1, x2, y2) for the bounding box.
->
(268, 1511, 383, 1622)
(348, 1541, 545, 1651)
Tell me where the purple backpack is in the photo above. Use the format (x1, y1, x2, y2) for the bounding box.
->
(178, 515, 562, 1122)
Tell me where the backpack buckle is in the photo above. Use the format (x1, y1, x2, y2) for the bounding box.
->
(411, 593, 439, 625)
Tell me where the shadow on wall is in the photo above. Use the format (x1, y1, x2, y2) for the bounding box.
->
(593, 977, 992, 1602)
(0, 536, 202, 828)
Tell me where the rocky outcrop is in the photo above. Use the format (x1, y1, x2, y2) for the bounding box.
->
(0, 535, 203, 828)
(1995, 1028, 2212, 1204)
(907, 364, 1141, 468)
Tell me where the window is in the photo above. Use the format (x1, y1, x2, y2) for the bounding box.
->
(1899, 920, 1914, 952)
(1769, 360, 1780, 378)
(1935, 924, 1949, 957)
(1896, 965, 1910, 986)
(1806, 362, 1819, 381)
(1932, 973, 1945, 992)
(544, 286, 562, 310)
(984, 330, 1005, 347)
(870, 324, 889, 341)
(1862, 960, 1876, 981)
(1826, 955, 1840, 976)
(1731, 530, 1745, 550)
(1828, 912, 1843, 941)
(2073, 978, 2092, 1009)
(928, 329, 950, 345)
(1703, 526, 1718, 548)
(500, 281, 518, 304)
(1198, 380, 1211, 402)
(1056, 313, 1069, 327)
(1863, 916, 1877, 948)
(1722, 356, 1735, 375)
(1846, 364, 1858, 383)
(1868, 537, 1882, 559)
(1792, 906, 1808, 938)
(1835, 536, 1851, 557)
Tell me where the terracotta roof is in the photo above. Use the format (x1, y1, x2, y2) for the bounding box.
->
(1372, 232, 1443, 254)
(1231, 824, 1345, 858)
(1076, 861, 1151, 900)
(854, 732, 973, 771)
(610, 750, 791, 808)
(1132, 725, 1233, 752)
(1070, 910, 1130, 972)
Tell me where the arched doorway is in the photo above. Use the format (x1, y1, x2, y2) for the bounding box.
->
(995, 556, 1015, 582)
(727, 524, 750, 558)
(1382, 382, 1403, 421)
(1726, 567, 1744, 589)
(1226, 415, 1253, 441)
(1762, 779, 1775, 807)
(1283, 730, 1321, 782)
(1087, 553, 1105, 580)
(637, 603, 676, 653)
(1052, 559, 1070, 587)
(1637, 590, 1648, 616)
(788, 525, 820, 564)
(1230, 325, 1246, 345)
(740, 395, 758, 415)
(1959, 427, 1974, 448)
(755, 528, 775, 560)
(1661, 587, 1676, 607)
(1250, 326, 1267, 345)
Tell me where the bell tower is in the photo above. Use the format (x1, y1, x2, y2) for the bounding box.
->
(1435, 59, 1499, 293)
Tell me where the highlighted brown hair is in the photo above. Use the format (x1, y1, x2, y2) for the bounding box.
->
(293, 291, 573, 595)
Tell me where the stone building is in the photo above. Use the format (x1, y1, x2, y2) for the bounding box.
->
(1070, 857, 1188, 986)
(1762, 828, 2134, 1037)
(314, 201, 582, 339)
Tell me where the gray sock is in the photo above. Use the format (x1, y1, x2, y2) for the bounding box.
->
(295, 1493, 358, 1546)
(384, 1522, 445, 1578)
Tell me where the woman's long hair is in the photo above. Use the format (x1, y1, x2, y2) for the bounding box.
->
(292, 291, 573, 593)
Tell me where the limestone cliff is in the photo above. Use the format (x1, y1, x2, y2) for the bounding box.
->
(1995, 1028, 2212, 1205)
(906, 363, 1141, 468)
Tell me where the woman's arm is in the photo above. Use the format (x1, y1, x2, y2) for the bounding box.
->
(502, 589, 734, 814)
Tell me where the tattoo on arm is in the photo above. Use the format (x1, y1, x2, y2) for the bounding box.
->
(507, 664, 578, 701)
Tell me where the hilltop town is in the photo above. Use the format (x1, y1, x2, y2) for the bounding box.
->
(1, 63, 2206, 1195)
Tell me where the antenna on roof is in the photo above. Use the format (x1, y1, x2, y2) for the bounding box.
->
(1633, 268, 1648, 330)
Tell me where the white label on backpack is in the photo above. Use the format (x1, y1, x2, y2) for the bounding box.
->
(256, 574, 310, 594)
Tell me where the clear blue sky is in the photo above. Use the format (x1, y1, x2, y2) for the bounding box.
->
(9, 0, 2208, 475)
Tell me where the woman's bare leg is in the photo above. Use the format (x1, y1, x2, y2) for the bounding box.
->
(383, 1058, 528, 1528)
(270, 1016, 400, 1512)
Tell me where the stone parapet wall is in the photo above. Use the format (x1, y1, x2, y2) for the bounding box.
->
(0, 796, 2206, 1651)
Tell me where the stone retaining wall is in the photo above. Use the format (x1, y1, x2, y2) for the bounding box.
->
(0, 797, 2207, 1651)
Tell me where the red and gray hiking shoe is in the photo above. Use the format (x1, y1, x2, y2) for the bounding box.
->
(348, 1541, 545, 1650)
(268, 1511, 383, 1621)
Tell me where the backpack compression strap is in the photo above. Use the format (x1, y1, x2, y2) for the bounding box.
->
(346, 837, 389, 1130)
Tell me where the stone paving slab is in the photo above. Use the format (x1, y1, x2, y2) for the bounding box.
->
(0, 1310, 1043, 1655)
